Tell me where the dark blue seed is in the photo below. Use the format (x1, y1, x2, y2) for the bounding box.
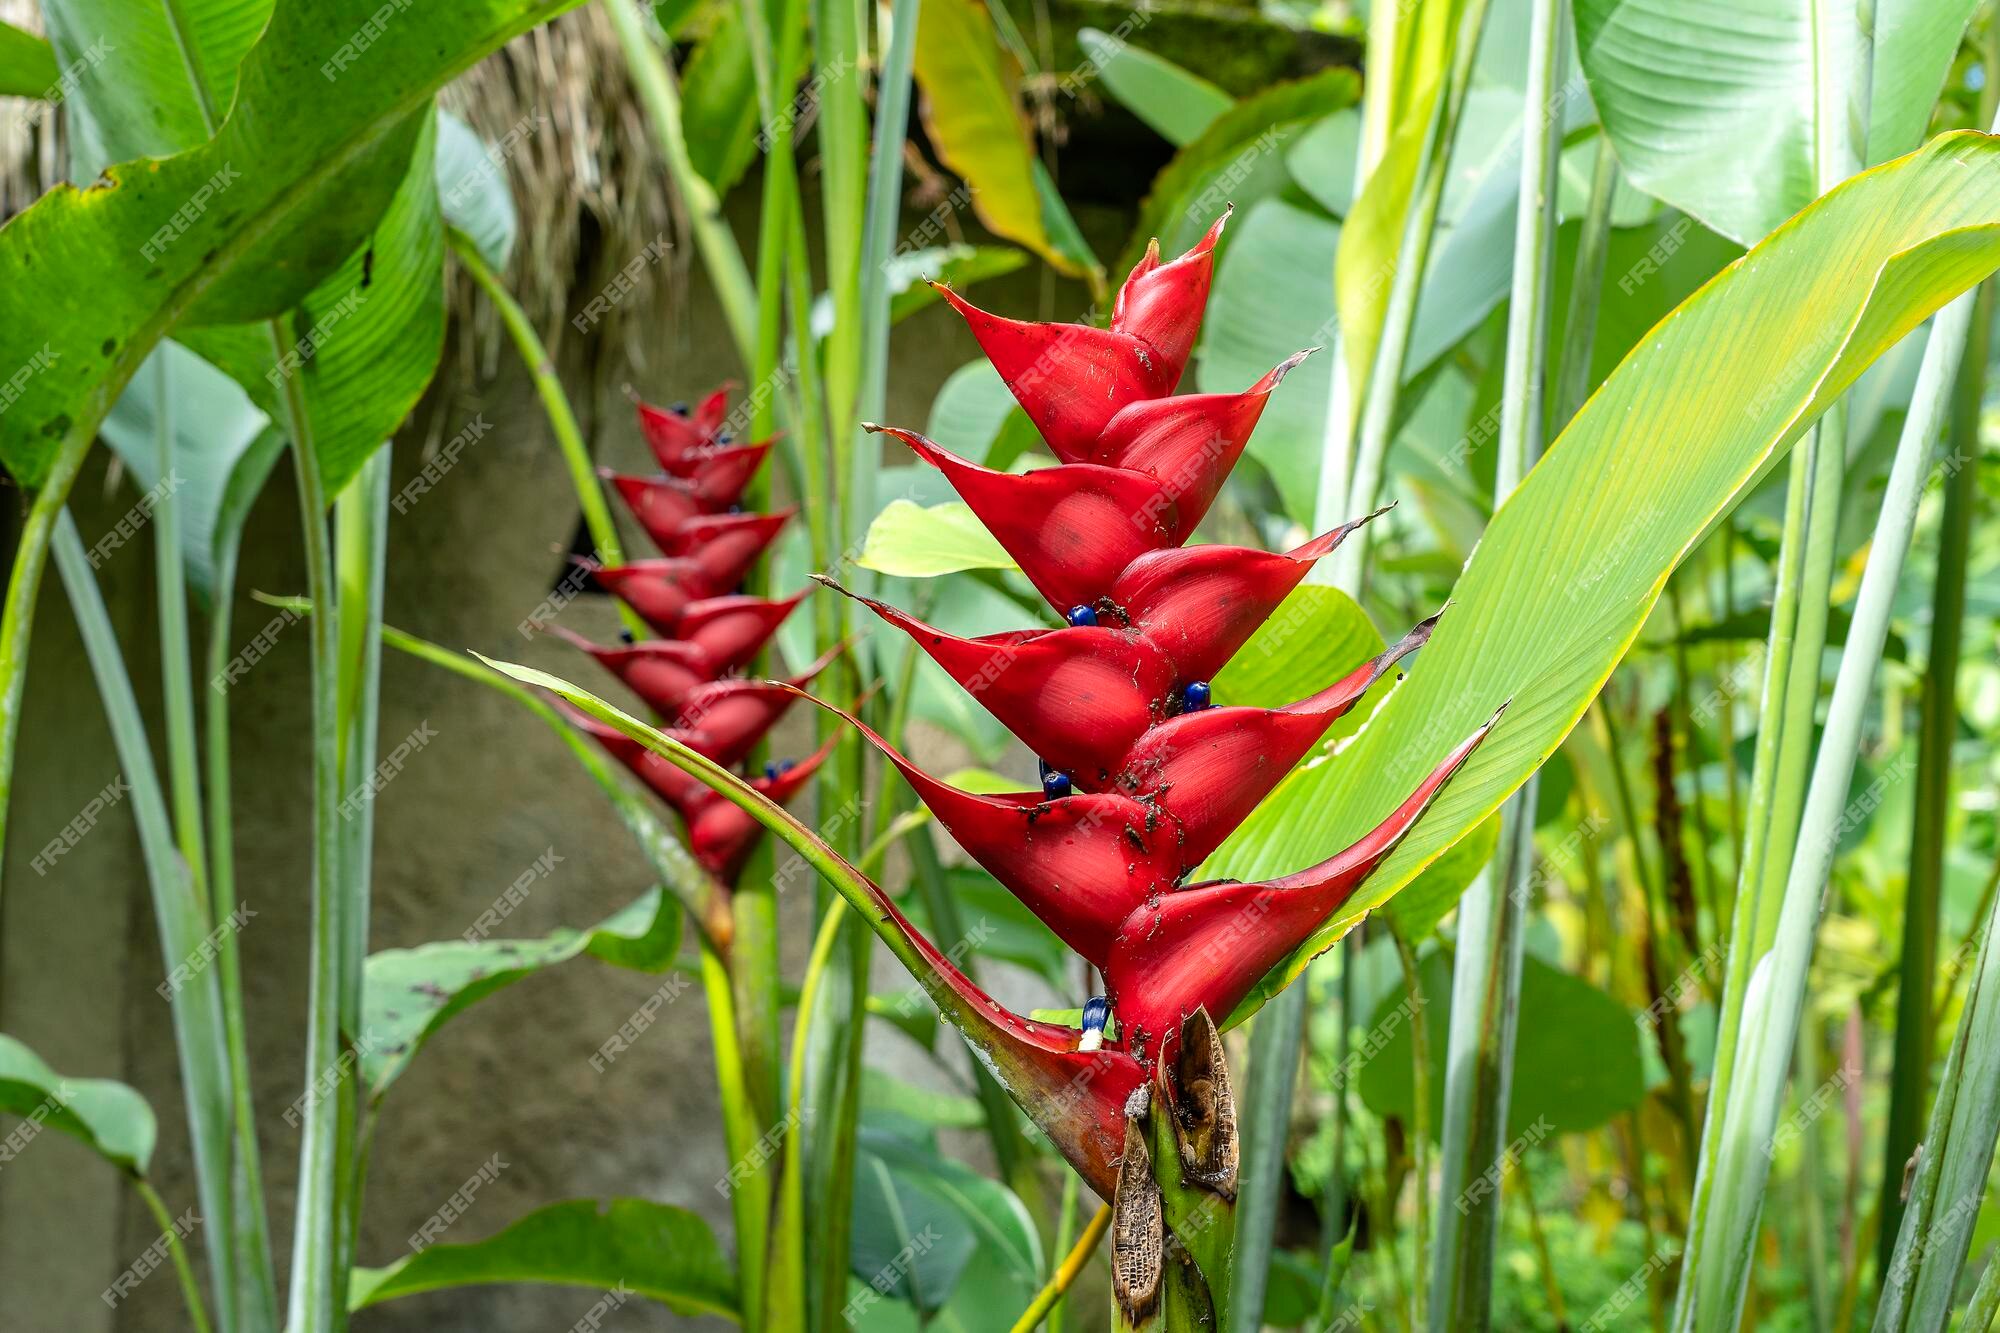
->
(717, 431, 734, 445)
(670, 401, 689, 416)
(618, 628, 636, 645)
(780, 759, 796, 774)
(763, 761, 780, 781)
(1183, 680, 1212, 712)
(1066, 605, 1098, 627)
(1081, 995, 1110, 1032)
(1042, 769, 1073, 800)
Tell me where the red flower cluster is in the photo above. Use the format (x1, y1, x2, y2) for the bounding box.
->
(792, 214, 1498, 1193)
(556, 384, 832, 885)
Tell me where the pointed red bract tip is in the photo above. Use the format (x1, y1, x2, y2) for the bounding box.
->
(1103, 705, 1500, 1055)
(931, 285, 1178, 463)
(1109, 210, 1229, 387)
(877, 424, 1182, 614)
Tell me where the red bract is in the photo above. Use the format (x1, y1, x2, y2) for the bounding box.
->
(932, 211, 1227, 461)
(554, 383, 820, 888)
(807, 214, 1500, 1087)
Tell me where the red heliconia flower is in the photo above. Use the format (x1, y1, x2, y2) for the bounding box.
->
(636, 383, 736, 470)
(570, 568, 807, 667)
(791, 211, 1504, 1093)
(930, 211, 1228, 461)
(621, 503, 796, 575)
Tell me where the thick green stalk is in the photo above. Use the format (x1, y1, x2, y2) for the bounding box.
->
(700, 940, 771, 1333)
(1879, 35, 1999, 1253)
(273, 318, 348, 1333)
(1229, 980, 1307, 1333)
(152, 356, 212, 921)
(606, 0, 758, 363)
(332, 451, 389, 1292)
(54, 511, 239, 1331)
(1394, 929, 1431, 1332)
(1677, 9, 1874, 1312)
(206, 495, 280, 1333)
(1431, 2, 1563, 1320)
(1681, 150, 1982, 1333)
(1326, 0, 1494, 590)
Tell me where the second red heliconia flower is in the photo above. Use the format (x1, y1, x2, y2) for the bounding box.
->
(552, 388, 828, 887)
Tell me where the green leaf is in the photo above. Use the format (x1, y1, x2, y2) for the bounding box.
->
(1868, 0, 1983, 165)
(680, 2, 765, 197)
(1209, 583, 1381, 712)
(924, 360, 1024, 463)
(1356, 950, 1644, 1140)
(347, 1198, 738, 1318)
(913, 0, 1083, 276)
(1576, 0, 1979, 247)
(358, 884, 684, 1099)
(1077, 28, 1231, 148)
(851, 1118, 1043, 1314)
(435, 107, 522, 269)
(861, 1070, 986, 1129)
(856, 499, 1017, 577)
(0, 0, 580, 489)
(1214, 132, 2000, 1022)
(96, 340, 271, 606)
(0, 19, 57, 98)
(0, 1033, 155, 1175)
(1382, 813, 1501, 940)
(183, 112, 448, 497)
(1119, 69, 1360, 279)
(1284, 109, 1361, 218)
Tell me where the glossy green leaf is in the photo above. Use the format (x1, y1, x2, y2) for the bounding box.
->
(0, 20, 57, 98)
(1576, 0, 1979, 247)
(1214, 132, 2000, 1022)
(347, 1198, 738, 1319)
(0, 0, 580, 489)
(856, 499, 1017, 577)
(1357, 950, 1644, 1139)
(96, 340, 270, 606)
(924, 360, 1023, 463)
(1284, 109, 1362, 218)
(435, 108, 522, 269)
(913, 0, 1082, 276)
(1118, 69, 1359, 277)
(1383, 812, 1501, 939)
(0, 1033, 155, 1175)
(1078, 27, 1231, 148)
(359, 885, 683, 1099)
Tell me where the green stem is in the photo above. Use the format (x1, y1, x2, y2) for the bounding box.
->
(770, 897, 852, 1329)
(445, 226, 634, 587)
(1229, 970, 1307, 1333)
(1430, 0, 1563, 1320)
(136, 1178, 216, 1333)
(1327, 0, 1494, 589)
(1393, 929, 1430, 1332)
(272, 317, 349, 1333)
(700, 940, 770, 1333)
(605, 0, 758, 365)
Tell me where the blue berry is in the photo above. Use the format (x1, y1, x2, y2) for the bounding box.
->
(1182, 680, 1212, 712)
(670, 401, 689, 416)
(618, 628, 636, 645)
(717, 431, 734, 445)
(1081, 996, 1110, 1033)
(764, 761, 779, 781)
(1066, 605, 1098, 627)
(1042, 768, 1073, 800)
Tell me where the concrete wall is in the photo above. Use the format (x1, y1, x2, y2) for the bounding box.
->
(0, 189, 1130, 1330)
